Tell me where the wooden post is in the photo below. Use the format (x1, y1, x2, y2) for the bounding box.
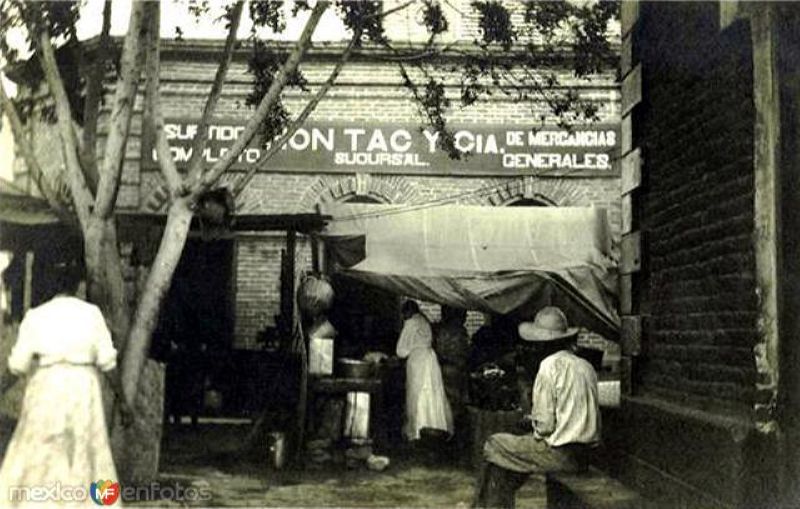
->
(0, 253, 7, 343)
(619, 1, 642, 397)
(775, 9, 800, 505)
(23, 251, 34, 313)
(749, 4, 800, 503)
(310, 234, 320, 274)
(283, 229, 307, 462)
(285, 230, 297, 327)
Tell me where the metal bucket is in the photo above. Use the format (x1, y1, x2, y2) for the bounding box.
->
(267, 431, 287, 470)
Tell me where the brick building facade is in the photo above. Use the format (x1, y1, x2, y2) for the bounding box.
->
(112, 39, 621, 350)
(9, 4, 622, 351)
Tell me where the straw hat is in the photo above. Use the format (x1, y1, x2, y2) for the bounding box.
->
(518, 306, 579, 342)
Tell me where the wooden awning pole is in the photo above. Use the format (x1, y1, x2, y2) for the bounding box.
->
(310, 234, 320, 274)
(23, 251, 34, 313)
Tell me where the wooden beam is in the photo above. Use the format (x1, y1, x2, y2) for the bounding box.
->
(621, 148, 643, 195)
(621, 1, 640, 38)
(621, 65, 642, 117)
(620, 231, 642, 274)
(620, 274, 634, 316)
(720, 1, 744, 31)
(310, 235, 320, 273)
(622, 194, 634, 235)
(285, 230, 297, 327)
(622, 115, 633, 156)
(116, 213, 330, 236)
(751, 4, 782, 407)
(621, 32, 634, 78)
(619, 356, 634, 396)
(23, 251, 34, 313)
(0, 255, 6, 342)
(621, 315, 643, 356)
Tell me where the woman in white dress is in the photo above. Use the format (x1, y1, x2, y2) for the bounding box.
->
(396, 301, 453, 441)
(0, 261, 130, 507)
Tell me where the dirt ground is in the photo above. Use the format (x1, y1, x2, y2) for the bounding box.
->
(130, 423, 547, 508)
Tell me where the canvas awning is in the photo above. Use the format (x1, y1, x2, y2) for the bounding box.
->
(0, 180, 80, 252)
(319, 203, 620, 340)
(0, 180, 61, 226)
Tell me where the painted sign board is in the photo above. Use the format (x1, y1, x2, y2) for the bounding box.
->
(141, 119, 620, 177)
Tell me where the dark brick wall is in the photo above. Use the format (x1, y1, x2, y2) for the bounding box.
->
(637, 3, 758, 412)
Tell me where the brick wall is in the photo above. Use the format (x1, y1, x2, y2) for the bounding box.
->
(637, 3, 757, 414)
(234, 233, 313, 349)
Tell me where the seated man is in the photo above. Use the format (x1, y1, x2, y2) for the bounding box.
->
(473, 306, 601, 509)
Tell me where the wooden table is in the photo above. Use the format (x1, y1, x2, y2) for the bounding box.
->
(307, 376, 386, 447)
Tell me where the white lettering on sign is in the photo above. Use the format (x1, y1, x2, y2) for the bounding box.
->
(390, 129, 412, 152)
(527, 129, 617, 147)
(423, 130, 440, 153)
(343, 128, 366, 151)
(284, 127, 335, 151)
(148, 122, 620, 173)
(334, 152, 430, 167)
(502, 153, 611, 170)
(452, 131, 502, 154)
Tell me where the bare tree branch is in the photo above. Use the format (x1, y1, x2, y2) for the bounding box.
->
(79, 0, 112, 193)
(93, 0, 146, 220)
(35, 28, 93, 229)
(142, 1, 183, 195)
(193, 0, 330, 195)
(0, 79, 72, 219)
(232, 28, 361, 199)
(186, 0, 244, 182)
(372, 0, 420, 21)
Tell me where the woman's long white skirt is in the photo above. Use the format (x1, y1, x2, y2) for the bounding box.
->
(403, 349, 453, 440)
(0, 365, 119, 507)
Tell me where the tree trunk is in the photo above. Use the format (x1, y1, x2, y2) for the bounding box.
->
(83, 218, 130, 349)
(121, 198, 193, 403)
(84, 217, 107, 306)
(102, 222, 132, 351)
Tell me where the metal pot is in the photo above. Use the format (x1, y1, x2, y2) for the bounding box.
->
(337, 358, 374, 379)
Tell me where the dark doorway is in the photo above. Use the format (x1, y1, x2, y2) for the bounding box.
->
(324, 196, 401, 357)
(153, 238, 235, 424)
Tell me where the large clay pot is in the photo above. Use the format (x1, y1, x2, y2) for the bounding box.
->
(298, 275, 335, 317)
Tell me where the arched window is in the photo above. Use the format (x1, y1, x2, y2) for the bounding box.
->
(505, 196, 556, 207)
(341, 195, 384, 205)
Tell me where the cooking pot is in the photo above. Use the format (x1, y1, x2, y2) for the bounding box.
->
(337, 358, 374, 379)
